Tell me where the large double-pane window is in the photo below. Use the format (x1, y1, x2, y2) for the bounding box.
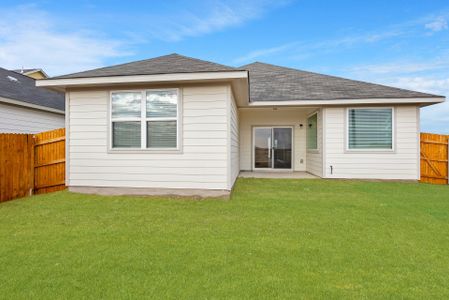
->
(347, 108, 393, 150)
(111, 89, 179, 149)
(307, 113, 318, 150)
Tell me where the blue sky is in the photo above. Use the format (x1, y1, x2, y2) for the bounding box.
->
(0, 0, 448, 132)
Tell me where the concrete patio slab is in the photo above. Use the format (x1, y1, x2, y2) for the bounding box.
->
(239, 171, 318, 179)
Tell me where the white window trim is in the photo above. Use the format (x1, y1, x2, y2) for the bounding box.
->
(345, 107, 395, 153)
(109, 88, 182, 153)
(306, 111, 319, 152)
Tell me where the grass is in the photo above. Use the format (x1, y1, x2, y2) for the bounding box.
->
(1, 179, 449, 299)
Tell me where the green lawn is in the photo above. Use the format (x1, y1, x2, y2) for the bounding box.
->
(1, 179, 449, 299)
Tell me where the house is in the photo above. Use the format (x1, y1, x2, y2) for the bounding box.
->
(36, 54, 445, 197)
(0, 67, 64, 134)
(13, 68, 49, 80)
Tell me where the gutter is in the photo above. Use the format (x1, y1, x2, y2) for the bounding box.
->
(246, 97, 445, 107)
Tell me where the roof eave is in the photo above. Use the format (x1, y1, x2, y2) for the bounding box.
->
(37, 71, 248, 90)
(0, 96, 65, 114)
(246, 97, 445, 107)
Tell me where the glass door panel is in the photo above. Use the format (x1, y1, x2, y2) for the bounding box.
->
(273, 128, 292, 169)
(254, 128, 272, 168)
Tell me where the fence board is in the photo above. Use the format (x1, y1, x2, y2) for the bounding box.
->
(0, 134, 34, 202)
(34, 128, 66, 194)
(0, 128, 65, 202)
(420, 132, 449, 185)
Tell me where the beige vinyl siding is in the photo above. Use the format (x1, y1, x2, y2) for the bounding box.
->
(68, 84, 231, 190)
(323, 105, 419, 180)
(239, 108, 307, 171)
(306, 109, 323, 177)
(228, 88, 239, 189)
(0, 102, 64, 133)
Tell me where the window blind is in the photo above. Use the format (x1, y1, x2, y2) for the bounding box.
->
(112, 122, 141, 148)
(348, 108, 392, 149)
(147, 121, 177, 148)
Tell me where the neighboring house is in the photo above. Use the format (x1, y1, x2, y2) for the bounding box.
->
(37, 54, 445, 196)
(0, 68, 64, 133)
(13, 68, 49, 80)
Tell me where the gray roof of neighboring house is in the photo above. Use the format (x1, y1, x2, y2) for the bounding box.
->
(241, 62, 443, 101)
(0, 67, 64, 111)
(54, 53, 240, 79)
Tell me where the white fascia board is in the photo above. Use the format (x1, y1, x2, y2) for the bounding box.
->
(0, 96, 65, 114)
(36, 71, 248, 88)
(24, 69, 49, 78)
(247, 97, 445, 107)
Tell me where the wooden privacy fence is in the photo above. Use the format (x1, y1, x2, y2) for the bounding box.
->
(1, 128, 448, 201)
(34, 128, 66, 194)
(0, 134, 35, 202)
(420, 132, 449, 185)
(0, 128, 65, 202)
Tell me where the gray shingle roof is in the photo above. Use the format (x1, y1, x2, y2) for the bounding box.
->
(241, 62, 443, 101)
(0, 67, 64, 111)
(54, 53, 239, 79)
(50, 53, 443, 102)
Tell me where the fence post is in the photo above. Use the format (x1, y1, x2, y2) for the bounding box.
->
(29, 135, 35, 196)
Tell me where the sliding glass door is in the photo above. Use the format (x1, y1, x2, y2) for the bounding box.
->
(253, 127, 292, 170)
(254, 128, 272, 168)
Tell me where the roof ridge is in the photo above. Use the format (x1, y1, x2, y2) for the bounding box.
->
(242, 61, 444, 98)
(170, 53, 236, 70)
(51, 53, 180, 78)
(52, 53, 236, 79)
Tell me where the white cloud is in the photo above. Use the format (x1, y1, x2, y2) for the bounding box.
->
(425, 17, 448, 32)
(149, 0, 291, 42)
(347, 59, 449, 75)
(388, 76, 449, 133)
(384, 76, 449, 95)
(349, 69, 449, 134)
(0, 6, 129, 76)
(233, 10, 449, 64)
(0, 1, 290, 75)
(233, 28, 404, 64)
(233, 42, 298, 64)
(338, 30, 403, 45)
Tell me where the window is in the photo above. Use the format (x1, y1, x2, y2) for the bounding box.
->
(111, 89, 179, 150)
(146, 90, 178, 148)
(307, 113, 318, 150)
(347, 108, 393, 150)
(111, 92, 142, 148)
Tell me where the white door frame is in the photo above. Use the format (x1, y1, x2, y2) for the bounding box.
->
(252, 126, 294, 171)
